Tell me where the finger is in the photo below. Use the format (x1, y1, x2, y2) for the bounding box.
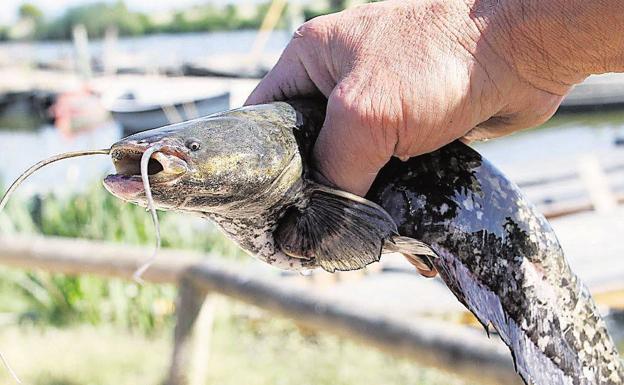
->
(245, 36, 321, 106)
(463, 92, 564, 142)
(312, 85, 392, 196)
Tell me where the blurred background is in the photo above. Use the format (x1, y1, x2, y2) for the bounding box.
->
(0, 1, 622, 385)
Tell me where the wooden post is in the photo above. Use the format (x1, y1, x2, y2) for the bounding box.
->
(167, 276, 216, 385)
(102, 26, 119, 75)
(578, 155, 617, 213)
(72, 24, 92, 79)
(0, 235, 571, 385)
(246, 0, 287, 68)
(186, 264, 523, 385)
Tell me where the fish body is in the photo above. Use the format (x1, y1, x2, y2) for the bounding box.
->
(104, 99, 623, 385)
(368, 144, 624, 385)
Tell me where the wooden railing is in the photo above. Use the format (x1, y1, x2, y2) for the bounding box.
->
(0, 235, 523, 385)
(518, 157, 624, 219)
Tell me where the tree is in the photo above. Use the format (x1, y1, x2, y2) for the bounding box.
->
(329, 0, 347, 11)
(18, 3, 43, 21)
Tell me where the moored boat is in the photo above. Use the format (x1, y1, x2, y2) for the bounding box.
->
(105, 89, 230, 135)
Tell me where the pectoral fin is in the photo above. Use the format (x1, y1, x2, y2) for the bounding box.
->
(274, 185, 438, 274)
(275, 185, 398, 272)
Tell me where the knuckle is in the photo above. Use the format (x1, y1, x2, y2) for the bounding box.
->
(293, 15, 333, 42)
(330, 83, 366, 121)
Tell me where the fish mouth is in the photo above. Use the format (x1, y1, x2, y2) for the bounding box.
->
(104, 142, 189, 199)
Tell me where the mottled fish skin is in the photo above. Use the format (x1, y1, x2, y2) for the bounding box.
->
(272, 101, 624, 384)
(200, 101, 327, 271)
(366, 144, 624, 385)
(105, 100, 623, 385)
(106, 102, 322, 270)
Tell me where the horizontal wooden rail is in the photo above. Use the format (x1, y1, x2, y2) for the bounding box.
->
(0, 235, 522, 385)
(186, 263, 520, 384)
(516, 161, 624, 189)
(0, 235, 201, 283)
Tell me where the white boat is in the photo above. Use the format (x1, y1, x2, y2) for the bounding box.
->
(103, 81, 230, 135)
(108, 91, 230, 135)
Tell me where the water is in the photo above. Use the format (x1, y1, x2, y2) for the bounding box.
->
(0, 31, 623, 197)
(0, 110, 622, 201)
(0, 122, 119, 197)
(0, 30, 292, 68)
(474, 111, 624, 182)
(0, 30, 293, 197)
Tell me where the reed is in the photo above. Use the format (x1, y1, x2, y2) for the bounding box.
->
(0, 183, 244, 333)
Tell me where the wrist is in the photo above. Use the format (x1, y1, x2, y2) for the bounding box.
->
(471, 0, 624, 95)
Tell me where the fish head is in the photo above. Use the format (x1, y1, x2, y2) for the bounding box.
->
(104, 105, 302, 214)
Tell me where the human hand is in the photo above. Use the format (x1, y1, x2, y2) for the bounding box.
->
(246, 0, 624, 275)
(246, 0, 610, 195)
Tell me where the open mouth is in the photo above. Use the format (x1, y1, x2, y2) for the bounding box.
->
(104, 143, 189, 198)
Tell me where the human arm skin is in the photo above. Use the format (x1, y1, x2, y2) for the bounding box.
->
(246, 0, 624, 196)
(485, 0, 624, 94)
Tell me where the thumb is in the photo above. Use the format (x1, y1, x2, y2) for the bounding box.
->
(313, 85, 393, 196)
(245, 33, 328, 105)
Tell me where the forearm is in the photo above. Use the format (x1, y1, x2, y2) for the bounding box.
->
(471, 0, 624, 94)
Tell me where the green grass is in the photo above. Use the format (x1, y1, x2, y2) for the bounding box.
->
(208, 302, 471, 385)
(2, 184, 618, 385)
(0, 184, 244, 256)
(0, 325, 169, 385)
(0, 185, 244, 332)
(0, 186, 470, 385)
(0, 301, 472, 385)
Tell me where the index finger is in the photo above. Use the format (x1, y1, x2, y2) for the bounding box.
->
(245, 33, 327, 106)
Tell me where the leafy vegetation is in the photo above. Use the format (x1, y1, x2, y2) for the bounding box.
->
(2, 1, 384, 41)
(0, 184, 474, 385)
(18, 3, 43, 21)
(37, 2, 148, 40)
(0, 184, 244, 333)
(6, 1, 295, 41)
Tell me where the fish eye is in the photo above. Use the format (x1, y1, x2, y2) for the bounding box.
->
(186, 140, 201, 152)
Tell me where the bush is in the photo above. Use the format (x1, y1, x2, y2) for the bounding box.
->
(0, 184, 244, 334)
(36, 2, 148, 40)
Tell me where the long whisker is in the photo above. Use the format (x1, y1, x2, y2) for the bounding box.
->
(0, 350, 21, 384)
(0, 148, 111, 385)
(0, 149, 111, 214)
(132, 144, 164, 283)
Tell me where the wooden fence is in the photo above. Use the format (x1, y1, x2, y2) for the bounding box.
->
(518, 157, 624, 219)
(0, 235, 524, 385)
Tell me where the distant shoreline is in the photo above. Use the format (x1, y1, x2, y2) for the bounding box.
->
(0, 29, 290, 45)
(1, 2, 327, 43)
